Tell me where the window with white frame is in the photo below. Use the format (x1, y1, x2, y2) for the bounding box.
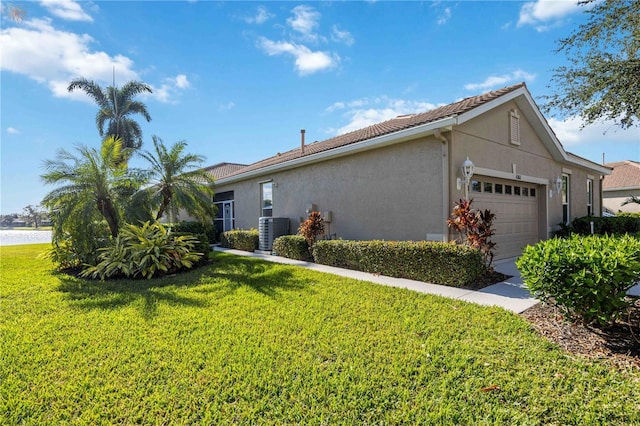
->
(587, 179, 593, 216)
(261, 181, 273, 217)
(562, 174, 570, 224)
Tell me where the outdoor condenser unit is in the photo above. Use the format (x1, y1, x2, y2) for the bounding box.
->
(258, 217, 289, 251)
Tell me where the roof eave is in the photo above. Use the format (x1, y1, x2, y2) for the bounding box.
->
(216, 116, 457, 185)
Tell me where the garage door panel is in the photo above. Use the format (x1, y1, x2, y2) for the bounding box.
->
(470, 177, 540, 260)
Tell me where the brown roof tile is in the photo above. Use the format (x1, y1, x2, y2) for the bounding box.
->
(204, 162, 248, 180)
(222, 83, 526, 180)
(603, 160, 640, 189)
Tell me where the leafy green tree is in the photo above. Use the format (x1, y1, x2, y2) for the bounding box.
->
(67, 78, 152, 151)
(543, 0, 640, 129)
(22, 204, 46, 228)
(41, 136, 145, 240)
(136, 136, 217, 222)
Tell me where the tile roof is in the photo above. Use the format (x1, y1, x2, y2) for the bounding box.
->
(603, 160, 640, 189)
(217, 83, 526, 180)
(204, 162, 248, 180)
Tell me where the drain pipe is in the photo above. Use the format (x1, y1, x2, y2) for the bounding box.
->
(434, 129, 450, 242)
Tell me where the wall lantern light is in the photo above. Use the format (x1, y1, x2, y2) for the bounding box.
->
(456, 157, 475, 198)
(550, 176, 563, 198)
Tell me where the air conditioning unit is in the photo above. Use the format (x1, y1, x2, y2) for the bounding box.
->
(258, 217, 289, 251)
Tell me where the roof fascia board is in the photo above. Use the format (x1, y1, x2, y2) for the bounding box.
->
(603, 186, 640, 192)
(216, 117, 457, 185)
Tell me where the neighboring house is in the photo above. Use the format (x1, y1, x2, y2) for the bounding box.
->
(207, 83, 610, 260)
(603, 161, 640, 214)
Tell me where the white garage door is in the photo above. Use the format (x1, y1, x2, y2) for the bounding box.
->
(469, 176, 540, 260)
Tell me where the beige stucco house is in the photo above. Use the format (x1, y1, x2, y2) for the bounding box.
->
(602, 161, 640, 214)
(207, 83, 610, 260)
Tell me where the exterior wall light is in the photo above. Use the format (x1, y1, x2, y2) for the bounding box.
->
(555, 176, 563, 194)
(456, 157, 475, 198)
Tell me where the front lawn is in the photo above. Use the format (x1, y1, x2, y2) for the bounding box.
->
(1, 244, 639, 424)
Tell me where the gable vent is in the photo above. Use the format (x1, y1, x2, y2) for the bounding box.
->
(510, 109, 521, 146)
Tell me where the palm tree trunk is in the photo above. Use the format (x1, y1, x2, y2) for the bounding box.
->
(98, 199, 119, 238)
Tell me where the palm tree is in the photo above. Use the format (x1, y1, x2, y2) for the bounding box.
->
(41, 136, 144, 239)
(622, 195, 640, 207)
(67, 78, 152, 151)
(136, 136, 217, 223)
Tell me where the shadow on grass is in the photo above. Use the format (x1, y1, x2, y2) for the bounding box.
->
(55, 252, 315, 319)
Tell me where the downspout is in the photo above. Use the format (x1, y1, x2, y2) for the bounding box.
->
(434, 128, 449, 242)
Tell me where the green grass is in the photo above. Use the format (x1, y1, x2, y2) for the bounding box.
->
(1, 244, 639, 424)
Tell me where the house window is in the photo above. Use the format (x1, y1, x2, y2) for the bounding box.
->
(562, 174, 570, 224)
(587, 179, 593, 216)
(495, 184, 503, 194)
(514, 186, 521, 196)
(505, 185, 512, 195)
(510, 109, 520, 145)
(530, 188, 536, 197)
(471, 180, 481, 192)
(484, 182, 493, 193)
(261, 182, 273, 217)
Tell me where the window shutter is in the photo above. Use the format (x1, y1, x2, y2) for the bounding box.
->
(510, 109, 520, 145)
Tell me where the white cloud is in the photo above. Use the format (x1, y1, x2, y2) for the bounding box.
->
(244, 6, 273, 25)
(437, 7, 452, 25)
(548, 116, 640, 147)
(7, 127, 20, 134)
(40, 0, 93, 22)
(327, 97, 438, 135)
(147, 74, 191, 103)
(331, 25, 354, 46)
(464, 70, 536, 91)
(287, 5, 321, 41)
(517, 0, 582, 31)
(218, 101, 236, 112)
(258, 37, 338, 75)
(1, 18, 138, 100)
(174, 74, 190, 89)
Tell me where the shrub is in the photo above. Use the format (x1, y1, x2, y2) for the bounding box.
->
(171, 221, 217, 243)
(447, 198, 497, 268)
(272, 235, 312, 261)
(298, 211, 325, 249)
(568, 215, 640, 236)
(220, 229, 259, 252)
(81, 221, 203, 280)
(516, 234, 640, 326)
(313, 240, 485, 287)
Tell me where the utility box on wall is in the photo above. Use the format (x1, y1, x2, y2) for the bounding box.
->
(258, 217, 289, 251)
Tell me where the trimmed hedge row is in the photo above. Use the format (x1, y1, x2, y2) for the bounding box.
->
(220, 229, 259, 252)
(312, 240, 485, 287)
(517, 234, 640, 326)
(272, 235, 312, 261)
(171, 221, 217, 244)
(568, 215, 640, 236)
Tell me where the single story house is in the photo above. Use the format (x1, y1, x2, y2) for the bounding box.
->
(602, 160, 640, 214)
(207, 83, 610, 260)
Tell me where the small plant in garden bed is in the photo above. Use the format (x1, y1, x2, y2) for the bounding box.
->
(447, 198, 497, 268)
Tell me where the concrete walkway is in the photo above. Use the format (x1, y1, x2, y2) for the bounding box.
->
(213, 247, 539, 314)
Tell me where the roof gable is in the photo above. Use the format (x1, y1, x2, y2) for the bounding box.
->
(215, 83, 609, 182)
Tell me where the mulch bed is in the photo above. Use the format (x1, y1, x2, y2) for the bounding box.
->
(520, 299, 640, 370)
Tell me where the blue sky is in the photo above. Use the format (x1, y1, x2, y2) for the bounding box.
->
(1, 0, 639, 215)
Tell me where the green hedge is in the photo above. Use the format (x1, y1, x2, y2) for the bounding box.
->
(569, 215, 640, 236)
(220, 229, 259, 252)
(272, 235, 312, 261)
(517, 234, 640, 326)
(171, 221, 217, 244)
(313, 240, 485, 287)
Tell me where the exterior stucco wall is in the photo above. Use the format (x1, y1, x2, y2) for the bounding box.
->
(449, 100, 603, 236)
(215, 137, 445, 241)
(603, 189, 640, 213)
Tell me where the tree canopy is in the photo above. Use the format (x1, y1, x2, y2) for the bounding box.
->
(543, 0, 640, 130)
(67, 78, 153, 151)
